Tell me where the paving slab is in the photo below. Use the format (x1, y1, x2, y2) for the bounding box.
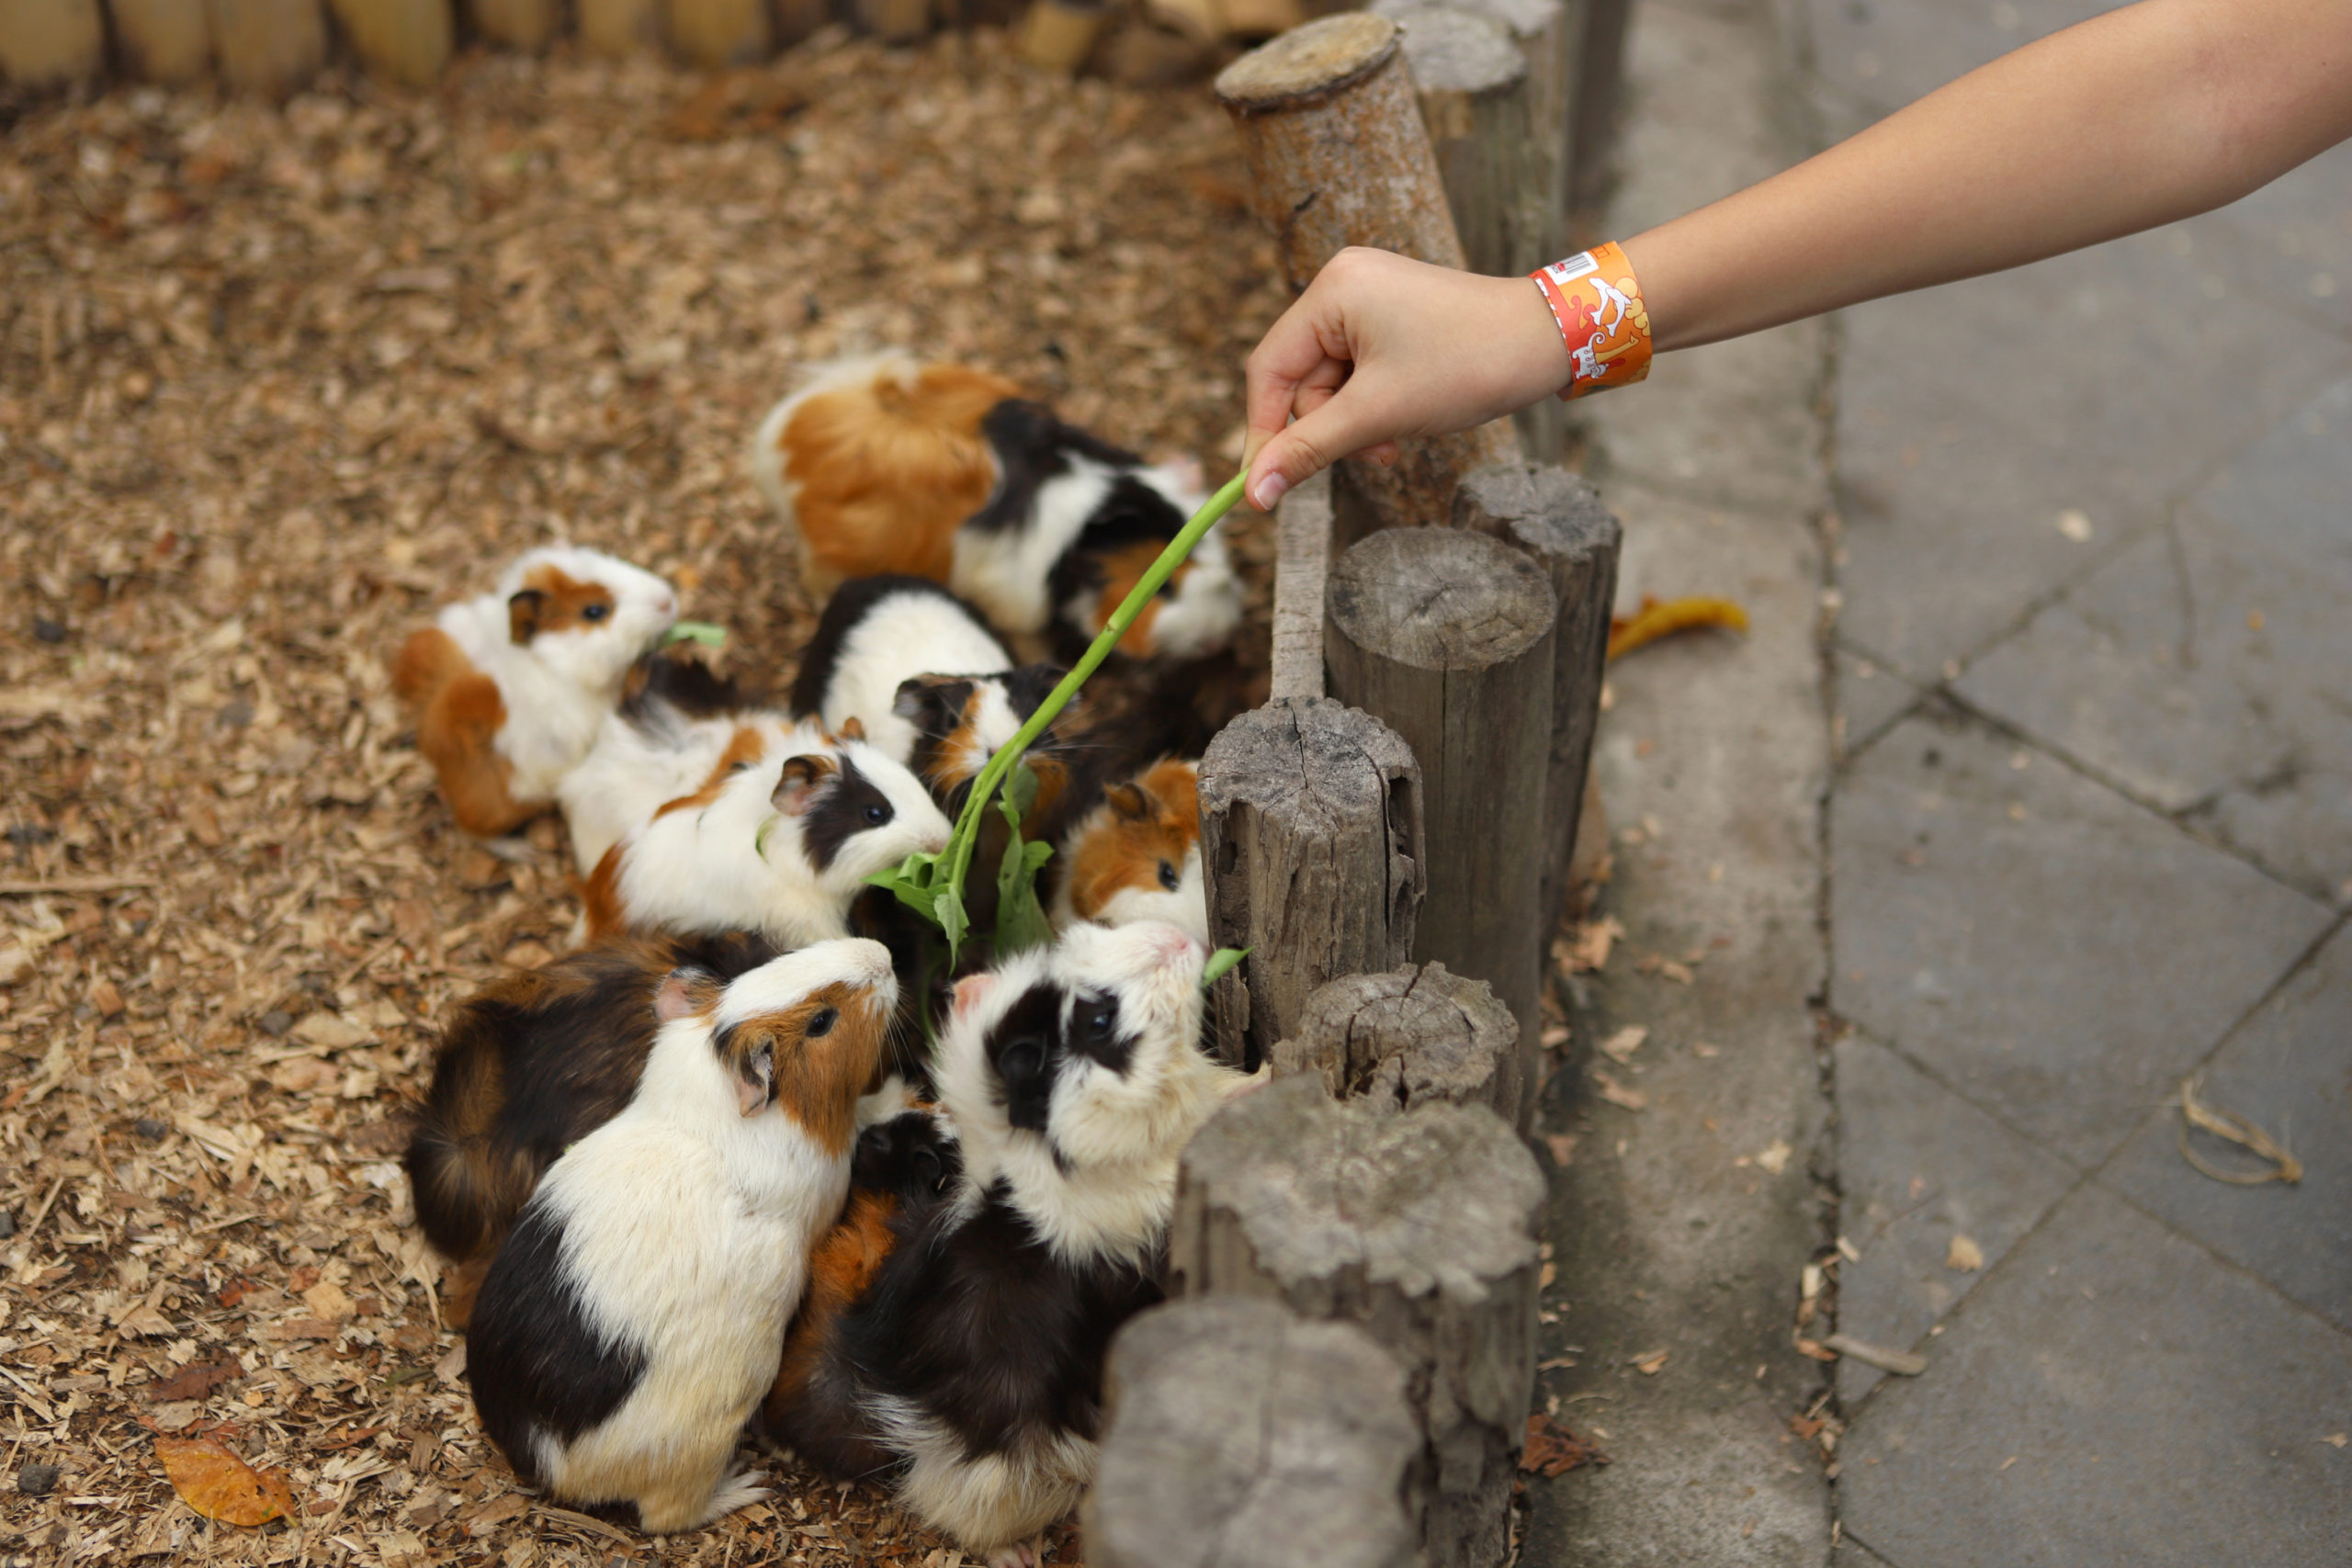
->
(1838, 1182, 2352, 1568)
(1831, 1031, 2076, 1404)
(1803, 0, 2122, 126)
(1832, 226, 2352, 684)
(1831, 642, 1920, 759)
(1830, 708, 2332, 1168)
(2101, 921, 2352, 1333)
(1958, 376, 2352, 901)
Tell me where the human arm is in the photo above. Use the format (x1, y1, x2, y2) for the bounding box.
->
(1240, 0, 2352, 511)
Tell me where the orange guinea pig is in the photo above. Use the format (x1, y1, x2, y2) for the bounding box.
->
(1047, 759, 1204, 946)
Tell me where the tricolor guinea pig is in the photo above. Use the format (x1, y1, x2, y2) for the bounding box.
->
(580, 720, 950, 953)
(403, 930, 783, 1323)
(1047, 759, 1205, 945)
(465, 939, 896, 1534)
(391, 547, 679, 839)
(787, 575, 1016, 767)
(555, 651, 761, 876)
(749, 355, 1240, 660)
(759, 921, 1258, 1568)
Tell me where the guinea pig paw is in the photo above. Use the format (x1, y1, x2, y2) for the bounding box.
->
(985, 1542, 1040, 1568)
(701, 1468, 772, 1524)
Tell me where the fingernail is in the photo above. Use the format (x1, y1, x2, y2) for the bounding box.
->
(1252, 473, 1289, 511)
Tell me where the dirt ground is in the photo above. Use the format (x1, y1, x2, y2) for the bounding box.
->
(0, 28, 1283, 1565)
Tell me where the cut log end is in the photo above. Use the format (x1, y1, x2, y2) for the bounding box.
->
(1327, 526, 1555, 672)
(1273, 962, 1515, 1117)
(1215, 12, 1398, 109)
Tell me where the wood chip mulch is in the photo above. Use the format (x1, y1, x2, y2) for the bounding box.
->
(0, 28, 1283, 1566)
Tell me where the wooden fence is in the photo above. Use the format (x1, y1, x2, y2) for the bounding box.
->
(1089, 13, 1623, 1565)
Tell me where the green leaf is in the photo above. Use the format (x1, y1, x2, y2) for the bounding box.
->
(991, 762, 1057, 958)
(662, 620, 729, 648)
(1201, 946, 1250, 988)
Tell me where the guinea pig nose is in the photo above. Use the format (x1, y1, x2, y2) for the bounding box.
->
(1148, 923, 1205, 967)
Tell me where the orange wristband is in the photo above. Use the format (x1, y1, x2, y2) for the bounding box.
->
(1531, 242, 1652, 400)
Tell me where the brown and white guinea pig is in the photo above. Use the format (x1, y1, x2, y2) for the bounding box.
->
(580, 718, 951, 953)
(1047, 760, 1205, 946)
(465, 940, 896, 1533)
(391, 546, 679, 839)
(404, 930, 783, 1322)
(749, 355, 1240, 661)
(760, 921, 1259, 1568)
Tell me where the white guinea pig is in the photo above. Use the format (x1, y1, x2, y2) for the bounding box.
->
(391, 545, 678, 839)
(582, 719, 950, 952)
(465, 939, 896, 1532)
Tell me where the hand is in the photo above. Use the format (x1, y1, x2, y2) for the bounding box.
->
(1241, 248, 1571, 511)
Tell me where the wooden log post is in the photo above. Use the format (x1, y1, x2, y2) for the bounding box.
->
(330, 0, 455, 86)
(469, 0, 561, 48)
(1565, 0, 1631, 241)
(1087, 1297, 1421, 1568)
(1268, 467, 1335, 702)
(771, 0, 831, 46)
(1453, 460, 1618, 930)
(1374, 0, 1567, 462)
(1015, 0, 1105, 71)
(1324, 526, 1555, 1127)
(111, 0, 214, 82)
(1169, 1077, 1544, 1568)
(669, 0, 772, 63)
(856, 0, 929, 44)
(1198, 696, 1424, 1072)
(206, 0, 327, 95)
(0, 0, 103, 85)
(1215, 14, 1517, 536)
(1272, 961, 1515, 1121)
(580, 0, 665, 54)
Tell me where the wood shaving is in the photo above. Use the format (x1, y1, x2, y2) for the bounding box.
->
(2177, 1075, 2303, 1185)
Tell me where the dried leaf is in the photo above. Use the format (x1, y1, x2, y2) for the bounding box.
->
(146, 1357, 246, 1403)
(1945, 1233, 1984, 1271)
(301, 1280, 357, 1322)
(1754, 1139, 1792, 1176)
(1598, 1026, 1646, 1064)
(1592, 1072, 1648, 1111)
(2177, 1076, 2302, 1185)
(154, 1436, 299, 1527)
(1822, 1334, 1928, 1376)
(1544, 1133, 1577, 1168)
(1608, 594, 1750, 660)
(1629, 1349, 1669, 1375)
(1560, 917, 1623, 973)
(1521, 1414, 1609, 1476)
(1634, 953, 1695, 985)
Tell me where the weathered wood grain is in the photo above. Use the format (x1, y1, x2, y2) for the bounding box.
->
(1087, 1296, 1420, 1568)
(1272, 962, 1514, 1120)
(1269, 467, 1334, 702)
(1170, 1077, 1544, 1568)
(579, 0, 664, 54)
(1324, 525, 1555, 1126)
(206, 0, 327, 95)
(1453, 460, 1619, 933)
(469, 0, 560, 48)
(1198, 696, 1424, 1071)
(856, 0, 929, 44)
(1016, 0, 1107, 70)
(110, 0, 213, 82)
(1215, 13, 1516, 533)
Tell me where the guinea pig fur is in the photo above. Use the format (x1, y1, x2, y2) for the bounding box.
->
(404, 931, 782, 1287)
(763, 921, 1258, 1568)
(1047, 760, 1205, 946)
(392, 547, 679, 839)
(465, 939, 897, 1533)
(787, 575, 1013, 768)
(751, 355, 1024, 595)
(580, 722, 950, 952)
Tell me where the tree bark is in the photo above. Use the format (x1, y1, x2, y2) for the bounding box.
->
(206, 0, 327, 95)
(1197, 696, 1424, 1071)
(1324, 525, 1555, 1128)
(1215, 12, 1516, 533)
(111, 0, 213, 82)
(1169, 1077, 1544, 1568)
(1088, 1296, 1421, 1568)
(1272, 962, 1515, 1121)
(1453, 460, 1619, 935)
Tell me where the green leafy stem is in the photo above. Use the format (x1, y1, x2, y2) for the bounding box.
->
(866, 469, 1250, 966)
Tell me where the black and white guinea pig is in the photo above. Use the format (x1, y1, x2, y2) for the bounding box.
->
(1048, 759, 1206, 946)
(749, 355, 1240, 660)
(759, 921, 1259, 1568)
(579, 716, 950, 951)
(787, 574, 1016, 767)
(391, 546, 678, 839)
(403, 930, 783, 1317)
(466, 940, 896, 1533)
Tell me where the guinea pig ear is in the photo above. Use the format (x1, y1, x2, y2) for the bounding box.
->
(1105, 783, 1151, 823)
(1157, 453, 1206, 494)
(653, 967, 718, 1023)
(735, 1036, 776, 1118)
(892, 676, 973, 739)
(838, 716, 866, 743)
(773, 754, 834, 816)
(951, 973, 997, 1021)
(506, 588, 548, 644)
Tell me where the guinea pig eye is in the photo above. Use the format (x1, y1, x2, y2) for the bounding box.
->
(804, 1006, 838, 1038)
(581, 603, 609, 622)
(1000, 1038, 1045, 1085)
(1080, 1004, 1114, 1041)
(1157, 859, 1181, 892)
(862, 803, 890, 826)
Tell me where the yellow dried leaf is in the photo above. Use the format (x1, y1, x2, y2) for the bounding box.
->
(1754, 1139, 1792, 1176)
(1630, 1349, 1669, 1375)
(155, 1435, 299, 1527)
(1608, 595, 1750, 660)
(1946, 1234, 1984, 1271)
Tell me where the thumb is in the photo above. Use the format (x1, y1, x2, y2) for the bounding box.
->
(1245, 389, 1393, 512)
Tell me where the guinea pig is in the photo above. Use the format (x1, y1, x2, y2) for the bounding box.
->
(787, 575, 1014, 768)
(759, 921, 1258, 1568)
(1047, 760, 1205, 946)
(581, 721, 951, 953)
(466, 940, 896, 1533)
(391, 546, 679, 839)
(749, 356, 1239, 660)
(404, 931, 784, 1319)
